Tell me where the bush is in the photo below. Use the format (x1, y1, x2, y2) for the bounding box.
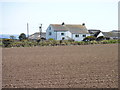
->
(118, 39, 120, 43)
(2, 39, 13, 47)
(105, 37, 110, 40)
(96, 36, 110, 41)
(96, 36, 105, 41)
(11, 41, 22, 47)
(83, 36, 96, 41)
(48, 38, 54, 41)
(62, 40, 71, 45)
(100, 40, 109, 44)
(90, 40, 98, 44)
(0, 42, 2, 47)
(0, 39, 2, 47)
(68, 39, 74, 42)
(70, 41, 78, 45)
(78, 41, 85, 45)
(107, 39, 118, 44)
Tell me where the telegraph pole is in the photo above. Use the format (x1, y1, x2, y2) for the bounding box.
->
(27, 23, 29, 38)
(39, 24, 42, 39)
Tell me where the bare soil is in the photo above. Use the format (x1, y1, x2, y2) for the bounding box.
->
(2, 44, 118, 88)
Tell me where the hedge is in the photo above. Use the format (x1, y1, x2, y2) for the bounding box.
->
(2, 39, 119, 48)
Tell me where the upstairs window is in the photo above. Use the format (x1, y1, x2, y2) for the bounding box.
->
(49, 32, 52, 35)
(49, 27, 51, 30)
(61, 33, 64, 35)
(75, 34, 79, 37)
(83, 35, 86, 37)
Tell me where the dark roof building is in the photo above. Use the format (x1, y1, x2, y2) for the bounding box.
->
(28, 32, 46, 40)
(102, 32, 120, 39)
(88, 29, 101, 37)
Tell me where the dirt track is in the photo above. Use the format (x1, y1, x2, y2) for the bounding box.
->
(2, 44, 118, 88)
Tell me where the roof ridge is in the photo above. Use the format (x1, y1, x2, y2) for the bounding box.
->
(51, 24, 82, 25)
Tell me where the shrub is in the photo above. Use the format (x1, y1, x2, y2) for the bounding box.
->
(63, 40, 71, 45)
(118, 39, 120, 43)
(96, 36, 110, 41)
(96, 36, 105, 41)
(100, 40, 109, 44)
(48, 38, 54, 41)
(90, 40, 98, 44)
(107, 39, 118, 44)
(83, 36, 96, 41)
(36, 39, 40, 43)
(0, 42, 2, 47)
(105, 37, 110, 40)
(68, 39, 74, 42)
(78, 41, 85, 45)
(70, 41, 78, 45)
(0, 39, 2, 47)
(2, 39, 13, 47)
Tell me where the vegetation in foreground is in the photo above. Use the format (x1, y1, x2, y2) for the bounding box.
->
(1, 33, 119, 48)
(1, 39, 119, 48)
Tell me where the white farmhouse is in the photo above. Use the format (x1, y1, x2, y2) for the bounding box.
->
(46, 23, 90, 41)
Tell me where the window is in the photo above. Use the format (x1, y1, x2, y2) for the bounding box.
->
(49, 27, 51, 30)
(83, 35, 86, 37)
(62, 37, 65, 40)
(49, 32, 52, 35)
(75, 34, 79, 37)
(61, 33, 64, 35)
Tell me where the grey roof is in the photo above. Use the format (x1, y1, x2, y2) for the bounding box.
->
(50, 24, 89, 34)
(110, 30, 120, 32)
(102, 32, 120, 38)
(50, 24, 68, 31)
(29, 32, 46, 39)
(88, 29, 101, 34)
(88, 29, 101, 37)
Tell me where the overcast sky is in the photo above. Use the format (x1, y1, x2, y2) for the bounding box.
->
(0, 0, 119, 35)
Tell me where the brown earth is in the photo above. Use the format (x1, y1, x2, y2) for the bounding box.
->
(2, 44, 118, 88)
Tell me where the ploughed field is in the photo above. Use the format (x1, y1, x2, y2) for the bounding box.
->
(2, 44, 118, 88)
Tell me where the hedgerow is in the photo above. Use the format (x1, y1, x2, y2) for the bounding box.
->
(2, 39, 119, 48)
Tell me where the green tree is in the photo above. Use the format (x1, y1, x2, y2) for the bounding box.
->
(10, 35, 15, 40)
(19, 33, 27, 41)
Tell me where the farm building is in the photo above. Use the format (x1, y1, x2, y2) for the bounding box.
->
(46, 23, 90, 41)
(98, 30, 120, 39)
(28, 32, 46, 40)
(88, 29, 101, 37)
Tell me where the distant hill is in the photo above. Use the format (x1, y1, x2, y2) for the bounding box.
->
(0, 34, 19, 39)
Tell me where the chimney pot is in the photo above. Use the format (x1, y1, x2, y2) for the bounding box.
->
(62, 22, 65, 25)
(82, 23, 85, 26)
